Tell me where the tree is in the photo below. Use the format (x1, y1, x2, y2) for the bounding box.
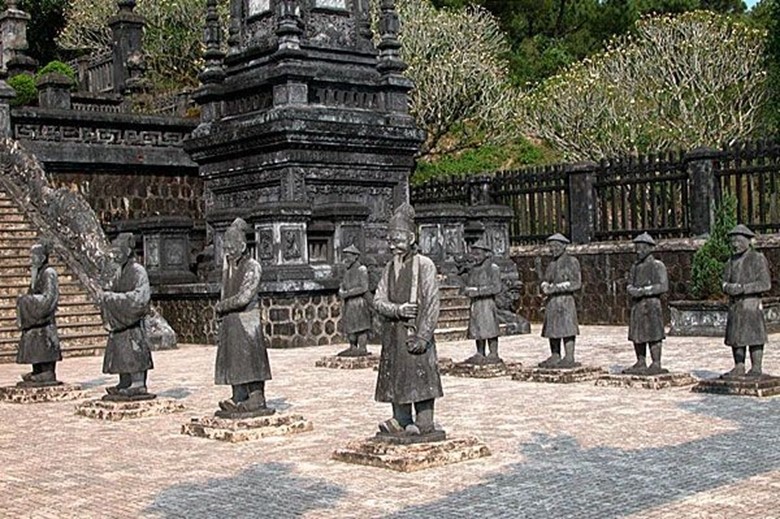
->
(521, 11, 768, 161)
(762, 0, 780, 132)
(0, 0, 69, 65)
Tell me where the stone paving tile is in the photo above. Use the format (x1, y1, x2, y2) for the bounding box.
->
(1, 325, 779, 518)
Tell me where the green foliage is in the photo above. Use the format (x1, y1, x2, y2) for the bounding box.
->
(36, 61, 76, 82)
(7, 74, 37, 107)
(761, 0, 780, 132)
(690, 194, 738, 299)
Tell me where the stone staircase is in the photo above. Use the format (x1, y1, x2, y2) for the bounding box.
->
(0, 189, 107, 363)
(434, 283, 471, 342)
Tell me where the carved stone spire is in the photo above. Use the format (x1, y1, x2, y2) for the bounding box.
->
(377, 0, 406, 74)
(200, 0, 225, 84)
(276, 0, 304, 52)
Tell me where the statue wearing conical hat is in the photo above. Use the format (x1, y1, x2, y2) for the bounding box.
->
(540, 233, 581, 368)
(337, 244, 373, 357)
(721, 225, 772, 378)
(624, 232, 669, 375)
(462, 238, 503, 364)
(373, 203, 444, 438)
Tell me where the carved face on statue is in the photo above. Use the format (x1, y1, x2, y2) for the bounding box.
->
(343, 251, 359, 268)
(30, 244, 47, 269)
(730, 234, 749, 255)
(549, 240, 566, 259)
(388, 230, 414, 257)
(223, 231, 246, 262)
(635, 242, 652, 262)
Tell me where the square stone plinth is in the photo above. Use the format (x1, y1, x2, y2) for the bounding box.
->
(315, 355, 380, 370)
(332, 436, 491, 472)
(692, 375, 780, 397)
(440, 360, 522, 379)
(181, 414, 313, 442)
(0, 384, 87, 404)
(595, 372, 698, 390)
(511, 366, 606, 384)
(75, 398, 185, 421)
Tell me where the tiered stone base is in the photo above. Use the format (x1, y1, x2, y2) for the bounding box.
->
(181, 413, 313, 442)
(75, 397, 185, 421)
(440, 360, 523, 378)
(315, 355, 380, 370)
(332, 435, 491, 472)
(595, 372, 698, 390)
(511, 366, 606, 384)
(0, 383, 87, 403)
(692, 375, 780, 397)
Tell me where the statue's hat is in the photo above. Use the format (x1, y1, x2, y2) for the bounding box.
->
(546, 233, 570, 244)
(388, 203, 416, 235)
(342, 244, 361, 255)
(471, 238, 492, 251)
(632, 232, 656, 246)
(112, 232, 136, 251)
(727, 224, 755, 238)
(225, 217, 249, 244)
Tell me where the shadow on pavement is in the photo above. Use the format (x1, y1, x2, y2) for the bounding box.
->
(389, 395, 780, 518)
(144, 462, 346, 518)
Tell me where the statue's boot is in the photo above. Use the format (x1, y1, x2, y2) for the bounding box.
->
(538, 354, 561, 368)
(404, 424, 421, 435)
(355, 333, 370, 356)
(29, 370, 56, 384)
(721, 363, 746, 379)
(622, 360, 647, 375)
(237, 389, 267, 412)
(645, 342, 668, 375)
(463, 352, 487, 365)
(557, 339, 581, 368)
(747, 346, 764, 377)
(118, 372, 149, 397)
(486, 338, 503, 364)
(106, 373, 132, 395)
(336, 345, 357, 357)
(414, 399, 436, 435)
(21, 371, 35, 382)
(378, 417, 404, 434)
(218, 399, 239, 412)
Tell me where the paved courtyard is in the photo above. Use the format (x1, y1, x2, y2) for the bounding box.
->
(2, 325, 780, 518)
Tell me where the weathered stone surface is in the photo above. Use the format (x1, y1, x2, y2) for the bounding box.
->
(315, 354, 379, 370)
(181, 413, 313, 443)
(440, 360, 524, 379)
(595, 372, 698, 390)
(332, 436, 491, 472)
(511, 366, 606, 384)
(0, 383, 87, 403)
(75, 398, 185, 421)
(669, 299, 780, 337)
(692, 376, 780, 397)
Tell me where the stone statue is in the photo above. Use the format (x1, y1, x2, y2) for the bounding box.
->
(215, 217, 272, 415)
(540, 233, 581, 368)
(721, 224, 772, 378)
(15, 240, 61, 385)
(463, 239, 503, 364)
(100, 233, 153, 398)
(624, 232, 669, 375)
(374, 203, 443, 438)
(337, 244, 372, 357)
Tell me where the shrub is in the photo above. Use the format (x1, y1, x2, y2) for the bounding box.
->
(7, 74, 37, 107)
(689, 194, 737, 300)
(36, 61, 77, 83)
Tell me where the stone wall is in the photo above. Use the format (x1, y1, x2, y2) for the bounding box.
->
(49, 171, 204, 224)
(512, 235, 780, 325)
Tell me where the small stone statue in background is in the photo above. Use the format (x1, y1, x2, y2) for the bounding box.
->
(215, 217, 273, 416)
(540, 233, 581, 368)
(337, 244, 372, 357)
(463, 239, 503, 364)
(374, 203, 443, 438)
(100, 233, 153, 398)
(721, 224, 772, 378)
(624, 232, 669, 375)
(16, 240, 61, 385)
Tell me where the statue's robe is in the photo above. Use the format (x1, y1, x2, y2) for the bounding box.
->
(541, 252, 581, 339)
(628, 254, 668, 344)
(723, 248, 772, 347)
(466, 260, 502, 340)
(16, 265, 60, 364)
(339, 262, 372, 335)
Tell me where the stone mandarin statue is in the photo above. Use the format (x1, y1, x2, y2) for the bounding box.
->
(337, 244, 372, 357)
(721, 224, 772, 378)
(463, 239, 503, 364)
(16, 240, 61, 385)
(100, 233, 153, 398)
(624, 232, 669, 375)
(540, 233, 581, 368)
(215, 217, 272, 415)
(373, 203, 443, 437)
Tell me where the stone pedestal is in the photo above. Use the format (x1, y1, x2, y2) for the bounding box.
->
(511, 366, 606, 384)
(332, 435, 491, 472)
(692, 375, 780, 397)
(0, 383, 87, 403)
(315, 354, 379, 369)
(440, 359, 523, 378)
(75, 397, 185, 421)
(595, 372, 698, 390)
(181, 413, 313, 442)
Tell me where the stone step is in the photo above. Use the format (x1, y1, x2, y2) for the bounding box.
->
(0, 229, 37, 239)
(0, 255, 66, 267)
(0, 272, 77, 285)
(439, 306, 470, 321)
(0, 282, 87, 297)
(434, 326, 468, 343)
(0, 309, 102, 327)
(0, 221, 35, 230)
(0, 322, 107, 341)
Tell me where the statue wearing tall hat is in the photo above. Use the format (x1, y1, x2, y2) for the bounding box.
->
(215, 217, 273, 415)
(337, 244, 372, 357)
(540, 233, 581, 368)
(463, 238, 503, 364)
(721, 224, 772, 378)
(373, 203, 444, 438)
(624, 232, 669, 375)
(100, 232, 153, 398)
(15, 240, 61, 385)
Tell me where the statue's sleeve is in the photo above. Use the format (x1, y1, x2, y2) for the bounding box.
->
(722, 258, 733, 287)
(16, 269, 58, 330)
(415, 257, 440, 343)
(568, 256, 582, 292)
(645, 261, 669, 297)
(101, 265, 151, 331)
(743, 253, 772, 295)
(373, 264, 399, 318)
(343, 266, 369, 298)
(221, 260, 261, 313)
(476, 264, 502, 297)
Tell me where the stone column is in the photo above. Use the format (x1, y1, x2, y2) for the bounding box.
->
(36, 73, 73, 109)
(415, 204, 468, 279)
(108, 0, 145, 95)
(0, 0, 36, 77)
(0, 78, 15, 138)
(568, 161, 598, 244)
(686, 147, 718, 236)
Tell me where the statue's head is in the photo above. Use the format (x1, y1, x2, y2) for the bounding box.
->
(110, 233, 136, 267)
(727, 224, 754, 255)
(30, 240, 51, 269)
(387, 203, 416, 257)
(342, 244, 361, 267)
(471, 238, 492, 264)
(547, 233, 569, 258)
(632, 232, 655, 261)
(224, 218, 249, 261)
